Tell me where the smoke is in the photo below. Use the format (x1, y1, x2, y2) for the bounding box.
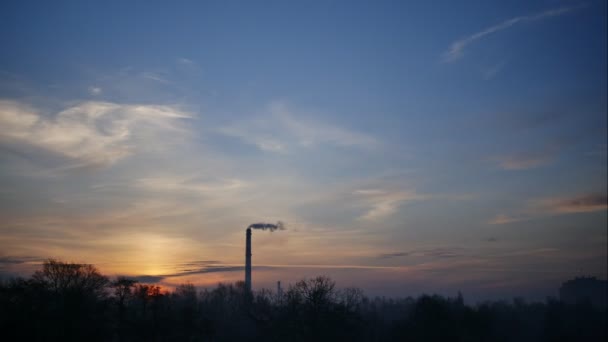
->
(247, 221, 286, 232)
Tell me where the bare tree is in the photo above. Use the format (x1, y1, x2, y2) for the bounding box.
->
(340, 287, 365, 311)
(112, 277, 138, 305)
(291, 276, 337, 310)
(112, 276, 138, 334)
(32, 259, 109, 297)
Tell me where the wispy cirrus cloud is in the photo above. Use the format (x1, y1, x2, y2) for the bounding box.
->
(353, 188, 473, 221)
(489, 192, 607, 224)
(379, 247, 467, 259)
(135, 263, 415, 283)
(487, 214, 529, 225)
(176, 57, 200, 70)
(219, 102, 378, 153)
(491, 142, 564, 170)
(481, 61, 506, 80)
(0, 255, 45, 276)
(0, 255, 44, 266)
(140, 71, 171, 84)
(354, 189, 425, 220)
(136, 176, 249, 194)
(492, 151, 555, 170)
(88, 86, 102, 95)
(0, 100, 192, 169)
(443, 5, 585, 63)
(535, 193, 607, 214)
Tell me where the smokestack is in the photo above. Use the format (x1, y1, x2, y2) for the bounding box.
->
(244, 221, 285, 293)
(245, 228, 252, 293)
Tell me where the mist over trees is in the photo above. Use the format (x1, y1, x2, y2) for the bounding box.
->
(0, 260, 605, 341)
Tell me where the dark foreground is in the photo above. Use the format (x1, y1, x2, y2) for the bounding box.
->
(1, 260, 606, 341)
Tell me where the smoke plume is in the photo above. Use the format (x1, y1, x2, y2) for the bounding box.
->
(247, 221, 285, 232)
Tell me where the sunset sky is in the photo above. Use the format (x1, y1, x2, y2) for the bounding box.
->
(1, 0, 606, 302)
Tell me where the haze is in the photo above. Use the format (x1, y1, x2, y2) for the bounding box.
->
(0, 0, 606, 303)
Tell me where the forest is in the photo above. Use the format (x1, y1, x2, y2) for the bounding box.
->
(0, 259, 605, 342)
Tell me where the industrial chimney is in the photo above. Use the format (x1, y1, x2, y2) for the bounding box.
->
(245, 228, 252, 292)
(244, 221, 284, 293)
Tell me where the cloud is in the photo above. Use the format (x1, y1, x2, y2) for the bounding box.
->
(136, 176, 248, 195)
(271, 103, 377, 148)
(378, 252, 410, 259)
(0, 255, 43, 265)
(219, 102, 378, 153)
(492, 148, 558, 170)
(219, 120, 288, 153)
(489, 193, 607, 224)
(352, 187, 471, 221)
(135, 263, 424, 284)
(443, 5, 584, 63)
(355, 189, 426, 220)
(176, 57, 203, 74)
(179, 265, 245, 275)
(0, 100, 192, 169)
(536, 193, 607, 214)
(131, 175, 256, 216)
(132, 265, 273, 283)
(177, 57, 196, 67)
(131, 275, 166, 283)
(0, 255, 44, 276)
(140, 71, 171, 84)
(378, 247, 467, 259)
(88, 86, 102, 95)
(487, 214, 528, 225)
(481, 61, 506, 80)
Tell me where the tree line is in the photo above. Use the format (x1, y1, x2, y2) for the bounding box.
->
(0, 259, 605, 341)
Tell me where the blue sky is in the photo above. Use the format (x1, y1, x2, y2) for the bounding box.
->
(0, 0, 606, 302)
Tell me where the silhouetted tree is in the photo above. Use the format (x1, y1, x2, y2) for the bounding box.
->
(111, 277, 137, 340)
(27, 259, 110, 341)
(340, 286, 365, 311)
(1, 260, 606, 342)
(112, 277, 138, 307)
(32, 258, 109, 297)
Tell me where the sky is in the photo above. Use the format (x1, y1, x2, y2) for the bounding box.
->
(0, 0, 606, 302)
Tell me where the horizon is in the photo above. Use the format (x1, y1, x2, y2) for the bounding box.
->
(2, 254, 606, 305)
(1, 0, 606, 305)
